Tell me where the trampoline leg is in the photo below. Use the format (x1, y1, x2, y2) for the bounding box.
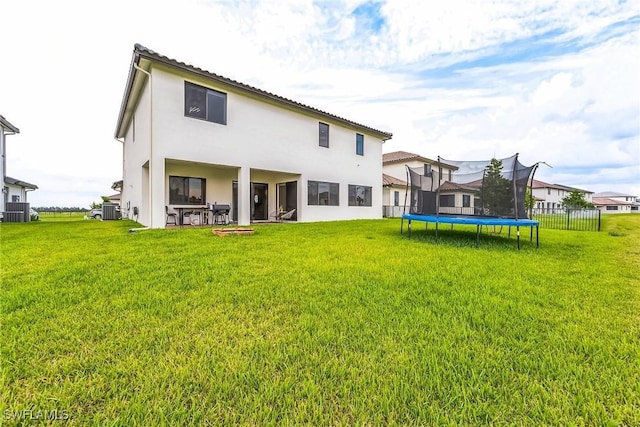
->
(517, 226, 521, 250)
(435, 222, 439, 242)
(508, 226, 511, 239)
(408, 220, 412, 239)
(536, 226, 539, 248)
(476, 225, 480, 246)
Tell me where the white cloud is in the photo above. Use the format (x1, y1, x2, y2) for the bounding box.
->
(531, 73, 575, 106)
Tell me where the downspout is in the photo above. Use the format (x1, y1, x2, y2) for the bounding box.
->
(133, 63, 153, 228)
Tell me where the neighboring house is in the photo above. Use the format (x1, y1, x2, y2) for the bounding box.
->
(4, 176, 38, 204)
(530, 179, 593, 212)
(382, 151, 458, 217)
(103, 193, 121, 205)
(115, 44, 392, 228)
(108, 180, 123, 211)
(382, 173, 407, 217)
(104, 180, 122, 206)
(592, 191, 639, 214)
(1, 115, 38, 221)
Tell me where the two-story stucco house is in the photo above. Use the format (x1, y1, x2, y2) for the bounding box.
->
(115, 45, 392, 228)
(382, 151, 458, 217)
(1, 115, 38, 221)
(530, 179, 593, 212)
(592, 191, 639, 214)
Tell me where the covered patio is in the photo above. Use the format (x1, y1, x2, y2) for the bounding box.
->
(161, 159, 300, 227)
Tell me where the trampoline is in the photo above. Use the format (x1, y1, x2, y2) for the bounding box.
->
(402, 213, 539, 249)
(401, 153, 541, 249)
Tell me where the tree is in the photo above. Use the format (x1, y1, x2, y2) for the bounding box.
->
(481, 158, 514, 217)
(562, 189, 594, 209)
(525, 187, 536, 210)
(90, 196, 111, 210)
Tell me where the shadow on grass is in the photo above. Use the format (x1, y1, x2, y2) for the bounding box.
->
(400, 227, 538, 250)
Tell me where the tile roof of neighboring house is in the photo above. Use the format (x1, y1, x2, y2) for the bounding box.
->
(382, 173, 406, 187)
(383, 151, 428, 163)
(0, 115, 20, 134)
(116, 44, 393, 140)
(593, 191, 636, 198)
(437, 181, 480, 192)
(592, 197, 634, 206)
(382, 151, 458, 170)
(529, 179, 592, 194)
(5, 176, 38, 190)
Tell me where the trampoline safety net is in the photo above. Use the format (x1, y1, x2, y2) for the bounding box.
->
(406, 153, 537, 219)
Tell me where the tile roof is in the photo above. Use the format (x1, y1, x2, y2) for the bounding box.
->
(382, 173, 406, 187)
(383, 151, 423, 163)
(530, 179, 592, 193)
(116, 44, 392, 140)
(382, 151, 458, 170)
(437, 181, 480, 192)
(592, 197, 634, 206)
(593, 191, 636, 198)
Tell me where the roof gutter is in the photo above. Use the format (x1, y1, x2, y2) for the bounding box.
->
(114, 51, 142, 139)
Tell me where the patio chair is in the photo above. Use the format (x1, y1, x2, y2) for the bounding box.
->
(269, 210, 283, 222)
(182, 210, 193, 226)
(165, 206, 177, 226)
(280, 208, 296, 222)
(191, 210, 202, 225)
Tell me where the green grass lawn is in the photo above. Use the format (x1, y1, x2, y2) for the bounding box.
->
(1, 215, 639, 425)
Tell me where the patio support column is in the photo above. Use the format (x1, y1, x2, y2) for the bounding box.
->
(237, 166, 251, 226)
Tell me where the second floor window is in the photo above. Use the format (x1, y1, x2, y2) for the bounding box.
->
(356, 133, 364, 156)
(185, 82, 227, 125)
(319, 122, 329, 148)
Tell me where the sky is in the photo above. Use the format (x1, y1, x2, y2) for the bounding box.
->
(1, 0, 639, 208)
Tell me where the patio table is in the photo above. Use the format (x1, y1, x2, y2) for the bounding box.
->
(172, 205, 206, 226)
